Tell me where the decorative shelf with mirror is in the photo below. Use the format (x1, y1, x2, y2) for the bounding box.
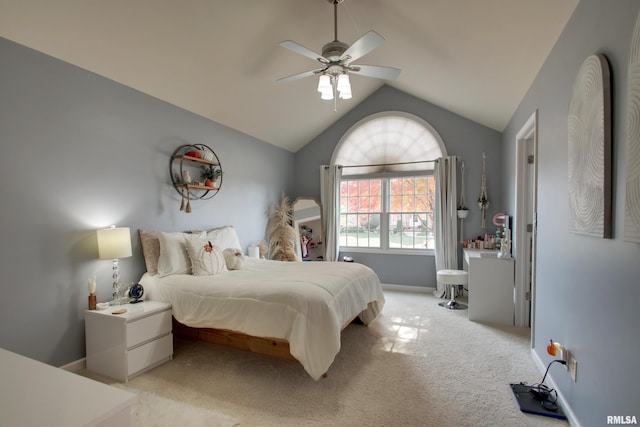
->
(293, 197, 324, 261)
(170, 144, 223, 212)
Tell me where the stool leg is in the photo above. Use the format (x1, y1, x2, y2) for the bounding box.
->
(439, 283, 467, 310)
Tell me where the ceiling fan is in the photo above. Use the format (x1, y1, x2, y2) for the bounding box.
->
(278, 0, 401, 101)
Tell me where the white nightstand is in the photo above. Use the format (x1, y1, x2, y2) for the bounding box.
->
(85, 300, 173, 382)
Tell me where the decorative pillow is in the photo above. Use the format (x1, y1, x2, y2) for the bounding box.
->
(139, 229, 161, 275)
(223, 247, 245, 270)
(186, 237, 228, 276)
(157, 231, 205, 277)
(206, 226, 242, 251)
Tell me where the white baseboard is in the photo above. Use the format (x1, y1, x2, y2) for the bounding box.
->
(381, 283, 435, 293)
(60, 357, 86, 373)
(530, 349, 581, 427)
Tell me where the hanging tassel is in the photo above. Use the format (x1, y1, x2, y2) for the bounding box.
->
(179, 186, 185, 211)
(186, 187, 192, 213)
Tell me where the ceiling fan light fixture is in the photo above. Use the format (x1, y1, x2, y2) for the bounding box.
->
(338, 73, 351, 94)
(320, 87, 334, 100)
(279, 0, 399, 107)
(317, 74, 332, 93)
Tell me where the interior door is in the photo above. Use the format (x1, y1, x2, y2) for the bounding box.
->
(514, 111, 538, 339)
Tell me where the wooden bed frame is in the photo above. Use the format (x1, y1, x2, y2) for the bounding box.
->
(172, 313, 361, 363)
(172, 318, 296, 361)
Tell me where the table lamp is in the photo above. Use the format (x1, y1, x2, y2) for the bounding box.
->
(97, 226, 132, 305)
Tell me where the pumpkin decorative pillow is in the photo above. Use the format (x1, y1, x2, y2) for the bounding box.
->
(223, 248, 245, 270)
(185, 238, 228, 276)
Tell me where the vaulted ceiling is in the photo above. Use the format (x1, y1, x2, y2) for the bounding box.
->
(0, 0, 578, 152)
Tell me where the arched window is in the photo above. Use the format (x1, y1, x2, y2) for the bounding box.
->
(332, 112, 446, 175)
(332, 112, 446, 252)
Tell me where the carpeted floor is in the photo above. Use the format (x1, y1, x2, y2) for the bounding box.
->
(79, 290, 569, 427)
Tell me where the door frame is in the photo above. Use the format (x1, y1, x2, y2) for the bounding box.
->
(514, 111, 538, 338)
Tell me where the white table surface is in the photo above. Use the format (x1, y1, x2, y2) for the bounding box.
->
(0, 347, 136, 427)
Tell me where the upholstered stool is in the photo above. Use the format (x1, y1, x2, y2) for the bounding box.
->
(437, 269, 468, 310)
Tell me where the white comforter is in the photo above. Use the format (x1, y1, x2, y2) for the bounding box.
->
(139, 258, 385, 380)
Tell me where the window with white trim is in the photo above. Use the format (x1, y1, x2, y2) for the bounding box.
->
(332, 112, 445, 253)
(339, 175, 435, 250)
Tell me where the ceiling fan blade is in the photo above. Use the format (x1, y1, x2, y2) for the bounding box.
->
(351, 64, 401, 80)
(341, 30, 385, 63)
(280, 40, 326, 63)
(277, 69, 323, 83)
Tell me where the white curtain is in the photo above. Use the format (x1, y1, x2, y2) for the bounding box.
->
(320, 165, 342, 262)
(433, 156, 458, 298)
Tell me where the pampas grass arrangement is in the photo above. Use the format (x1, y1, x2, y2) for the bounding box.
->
(266, 194, 299, 261)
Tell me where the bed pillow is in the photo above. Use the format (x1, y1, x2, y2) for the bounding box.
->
(157, 231, 205, 277)
(185, 237, 228, 276)
(223, 248, 245, 270)
(206, 226, 242, 251)
(139, 229, 161, 275)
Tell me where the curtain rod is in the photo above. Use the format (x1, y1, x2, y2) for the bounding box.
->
(324, 159, 436, 169)
(324, 157, 464, 169)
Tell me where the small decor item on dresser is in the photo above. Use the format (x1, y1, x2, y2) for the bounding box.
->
(88, 276, 97, 310)
(128, 283, 144, 304)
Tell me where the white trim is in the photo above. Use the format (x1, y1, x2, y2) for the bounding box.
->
(531, 349, 581, 427)
(60, 357, 86, 373)
(341, 247, 434, 256)
(514, 110, 538, 331)
(381, 283, 434, 293)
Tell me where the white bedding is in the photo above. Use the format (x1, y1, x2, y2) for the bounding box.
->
(139, 258, 385, 380)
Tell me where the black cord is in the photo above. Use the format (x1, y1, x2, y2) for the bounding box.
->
(541, 359, 566, 384)
(528, 359, 566, 412)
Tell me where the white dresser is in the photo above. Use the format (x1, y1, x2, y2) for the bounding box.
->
(0, 347, 136, 427)
(463, 249, 515, 325)
(85, 300, 173, 382)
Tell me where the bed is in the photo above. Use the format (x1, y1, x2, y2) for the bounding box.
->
(137, 227, 385, 380)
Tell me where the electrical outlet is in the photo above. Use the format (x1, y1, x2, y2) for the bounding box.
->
(568, 354, 577, 382)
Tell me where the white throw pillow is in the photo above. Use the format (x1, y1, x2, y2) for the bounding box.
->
(223, 248, 245, 270)
(206, 226, 242, 251)
(157, 231, 205, 277)
(186, 237, 228, 276)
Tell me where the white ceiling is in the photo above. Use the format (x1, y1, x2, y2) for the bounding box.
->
(0, 0, 578, 152)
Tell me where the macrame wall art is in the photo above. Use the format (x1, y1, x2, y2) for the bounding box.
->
(478, 152, 489, 229)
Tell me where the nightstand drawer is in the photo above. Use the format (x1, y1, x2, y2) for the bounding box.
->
(127, 333, 173, 377)
(126, 310, 172, 348)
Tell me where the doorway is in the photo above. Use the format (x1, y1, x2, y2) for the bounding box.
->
(514, 111, 538, 343)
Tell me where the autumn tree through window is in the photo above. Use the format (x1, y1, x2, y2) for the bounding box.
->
(339, 176, 435, 250)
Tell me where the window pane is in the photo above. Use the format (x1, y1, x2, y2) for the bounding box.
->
(340, 176, 433, 251)
(339, 179, 382, 248)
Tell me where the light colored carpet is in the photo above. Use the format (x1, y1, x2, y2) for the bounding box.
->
(112, 384, 239, 427)
(80, 290, 568, 427)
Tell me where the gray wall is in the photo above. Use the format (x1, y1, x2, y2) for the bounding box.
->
(502, 0, 640, 424)
(294, 85, 502, 286)
(0, 37, 294, 367)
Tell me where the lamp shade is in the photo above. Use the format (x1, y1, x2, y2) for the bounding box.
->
(97, 227, 132, 260)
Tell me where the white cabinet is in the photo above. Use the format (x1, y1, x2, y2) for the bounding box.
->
(464, 249, 515, 325)
(85, 300, 173, 382)
(0, 348, 136, 427)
